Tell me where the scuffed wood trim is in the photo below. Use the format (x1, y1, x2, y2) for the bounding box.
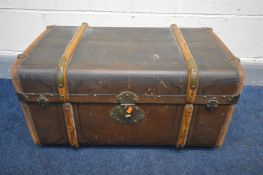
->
(216, 105, 236, 147)
(208, 28, 244, 94)
(208, 29, 245, 147)
(170, 24, 199, 103)
(21, 102, 41, 145)
(57, 23, 88, 102)
(176, 104, 194, 148)
(170, 24, 199, 148)
(63, 103, 79, 147)
(56, 23, 88, 148)
(12, 26, 53, 92)
(12, 26, 53, 145)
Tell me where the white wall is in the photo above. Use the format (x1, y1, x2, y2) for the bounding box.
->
(0, 0, 263, 62)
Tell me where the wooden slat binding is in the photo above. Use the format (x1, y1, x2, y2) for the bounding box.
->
(176, 104, 194, 148)
(208, 29, 244, 147)
(57, 23, 88, 147)
(12, 26, 53, 145)
(57, 23, 88, 102)
(170, 24, 199, 103)
(63, 103, 79, 147)
(170, 24, 199, 148)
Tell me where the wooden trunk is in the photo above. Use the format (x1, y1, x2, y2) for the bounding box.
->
(12, 23, 244, 148)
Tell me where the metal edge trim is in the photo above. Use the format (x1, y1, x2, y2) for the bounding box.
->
(170, 24, 199, 103)
(17, 93, 240, 105)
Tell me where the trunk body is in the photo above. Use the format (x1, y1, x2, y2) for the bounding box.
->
(12, 25, 244, 148)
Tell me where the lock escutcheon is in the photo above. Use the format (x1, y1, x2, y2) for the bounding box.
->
(110, 91, 145, 123)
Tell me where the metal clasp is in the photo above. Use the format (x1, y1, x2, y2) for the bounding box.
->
(37, 95, 49, 108)
(110, 91, 145, 123)
(206, 97, 219, 112)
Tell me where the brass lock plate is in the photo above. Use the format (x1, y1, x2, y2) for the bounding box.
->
(110, 91, 145, 124)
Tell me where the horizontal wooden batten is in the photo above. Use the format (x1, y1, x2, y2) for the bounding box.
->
(16, 92, 239, 105)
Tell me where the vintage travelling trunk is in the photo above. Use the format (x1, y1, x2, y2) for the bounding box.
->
(12, 23, 244, 148)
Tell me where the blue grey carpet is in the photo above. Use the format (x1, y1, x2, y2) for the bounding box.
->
(0, 79, 262, 175)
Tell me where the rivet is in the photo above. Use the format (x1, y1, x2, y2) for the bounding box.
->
(24, 95, 29, 100)
(17, 54, 25, 59)
(47, 25, 54, 29)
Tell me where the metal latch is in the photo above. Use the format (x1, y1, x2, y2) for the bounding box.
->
(206, 97, 219, 111)
(37, 95, 49, 108)
(110, 91, 145, 124)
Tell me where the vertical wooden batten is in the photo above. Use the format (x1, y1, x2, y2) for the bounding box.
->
(170, 24, 199, 148)
(63, 103, 79, 147)
(57, 23, 88, 102)
(57, 23, 88, 147)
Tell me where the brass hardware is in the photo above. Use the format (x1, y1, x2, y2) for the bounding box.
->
(206, 97, 219, 111)
(110, 91, 145, 124)
(170, 24, 198, 148)
(190, 67, 198, 90)
(37, 95, 49, 108)
(57, 23, 88, 102)
(170, 24, 199, 103)
(117, 91, 138, 104)
(17, 54, 25, 59)
(46, 25, 55, 29)
(16, 92, 29, 101)
(15, 92, 240, 105)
